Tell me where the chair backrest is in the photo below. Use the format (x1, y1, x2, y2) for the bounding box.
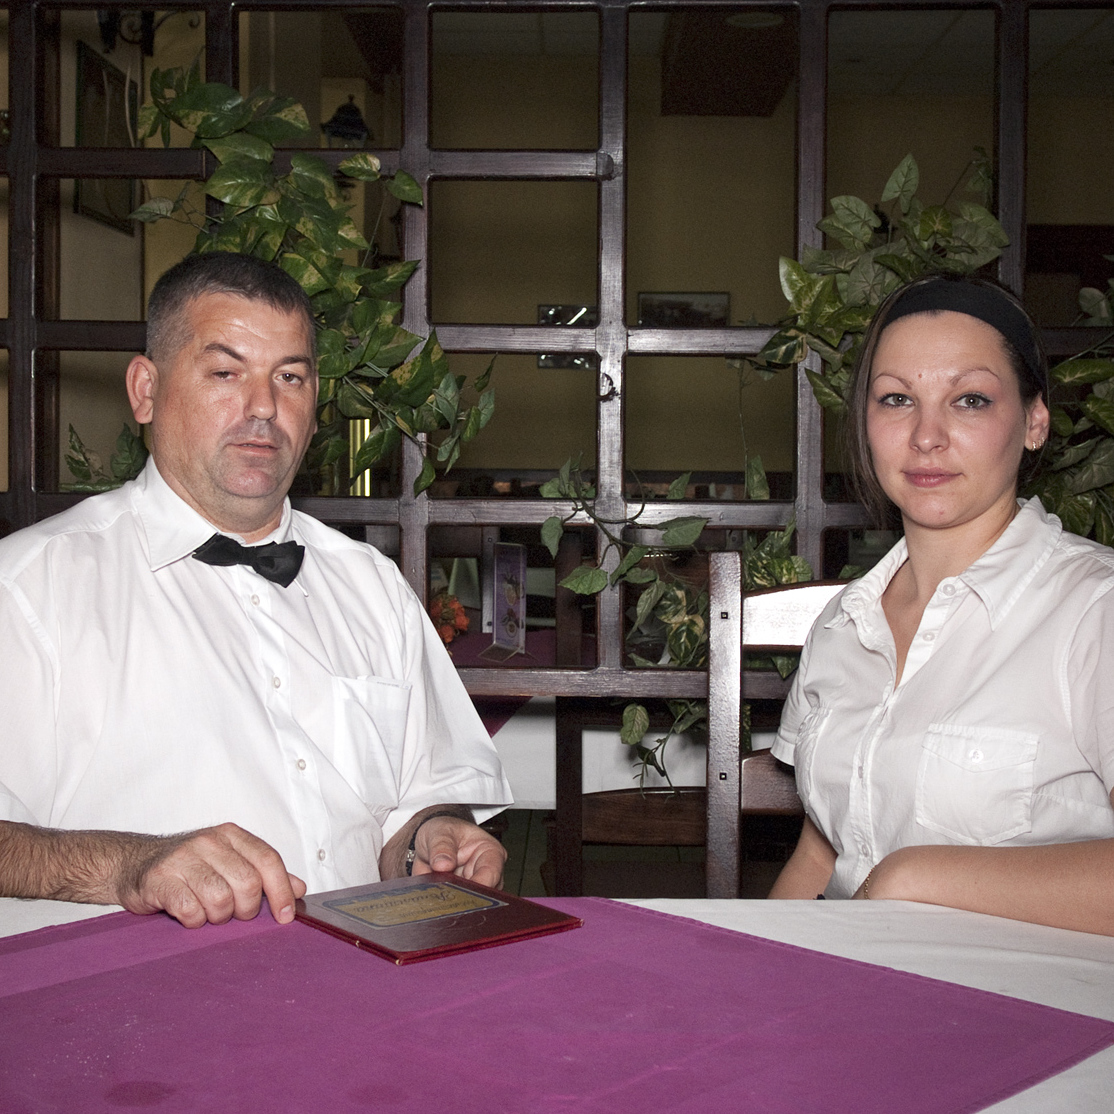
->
(705, 552, 845, 898)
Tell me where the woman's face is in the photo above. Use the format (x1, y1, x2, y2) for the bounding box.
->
(866, 310, 1049, 536)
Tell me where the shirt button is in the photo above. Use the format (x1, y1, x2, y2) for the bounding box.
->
(941, 583, 956, 597)
(296, 759, 307, 771)
(317, 849, 327, 862)
(923, 632, 935, 642)
(251, 594, 260, 606)
(969, 749, 984, 763)
(272, 676, 281, 689)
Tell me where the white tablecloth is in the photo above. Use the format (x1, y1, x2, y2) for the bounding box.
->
(4, 896, 1112, 1111)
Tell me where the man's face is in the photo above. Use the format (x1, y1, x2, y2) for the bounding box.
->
(127, 292, 317, 541)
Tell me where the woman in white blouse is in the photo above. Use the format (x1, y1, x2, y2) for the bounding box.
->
(769, 273, 1114, 935)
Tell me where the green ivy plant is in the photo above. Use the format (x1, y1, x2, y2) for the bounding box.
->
(94, 61, 493, 496)
(749, 151, 1114, 544)
(63, 424, 148, 494)
(540, 459, 812, 785)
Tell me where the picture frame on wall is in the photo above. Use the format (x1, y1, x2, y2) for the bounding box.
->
(537, 304, 599, 371)
(637, 292, 730, 329)
(74, 41, 139, 234)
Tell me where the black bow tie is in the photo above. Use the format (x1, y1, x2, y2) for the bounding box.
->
(192, 534, 305, 588)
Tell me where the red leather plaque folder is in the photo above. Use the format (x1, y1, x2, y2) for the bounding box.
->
(294, 873, 582, 963)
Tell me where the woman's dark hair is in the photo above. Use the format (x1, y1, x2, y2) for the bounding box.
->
(845, 272, 1050, 524)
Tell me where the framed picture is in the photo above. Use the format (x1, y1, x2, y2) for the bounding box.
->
(74, 41, 139, 234)
(637, 292, 730, 329)
(537, 304, 599, 370)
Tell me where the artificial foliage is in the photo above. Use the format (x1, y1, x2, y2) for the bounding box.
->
(750, 152, 1114, 543)
(540, 460, 811, 785)
(120, 61, 494, 497)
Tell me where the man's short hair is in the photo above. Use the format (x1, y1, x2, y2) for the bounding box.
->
(145, 252, 316, 365)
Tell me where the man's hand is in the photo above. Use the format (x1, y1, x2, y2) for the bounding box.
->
(117, 823, 307, 928)
(379, 807, 507, 889)
(0, 819, 305, 929)
(411, 815, 507, 888)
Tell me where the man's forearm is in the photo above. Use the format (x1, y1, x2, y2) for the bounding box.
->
(378, 805, 475, 880)
(0, 819, 167, 905)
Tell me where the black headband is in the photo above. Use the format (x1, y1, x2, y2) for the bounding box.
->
(884, 279, 1046, 397)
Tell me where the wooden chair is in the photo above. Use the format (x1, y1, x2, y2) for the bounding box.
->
(546, 556, 843, 898)
(706, 552, 845, 897)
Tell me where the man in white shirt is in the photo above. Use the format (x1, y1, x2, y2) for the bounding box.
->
(0, 252, 512, 928)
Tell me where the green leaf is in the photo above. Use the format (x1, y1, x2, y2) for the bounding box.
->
(917, 205, 953, 243)
(337, 152, 382, 181)
(541, 516, 564, 558)
(620, 704, 651, 747)
(666, 472, 691, 501)
(1066, 439, 1114, 494)
(956, 203, 1009, 248)
(658, 516, 707, 548)
(413, 455, 436, 495)
(1081, 396, 1114, 437)
(806, 369, 847, 413)
(243, 96, 311, 144)
(611, 545, 650, 586)
(1053, 359, 1114, 386)
(349, 423, 400, 477)
(745, 455, 770, 500)
(203, 132, 274, 164)
(109, 424, 148, 482)
(474, 356, 496, 394)
(818, 195, 879, 251)
(1057, 491, 1096, 536)
(64, 425, 95, 484)
(1095, 490, 1114, 547)
(362, 260, 420, 297)
(130, 197, 177, 223)
(559, 565, 609, 595)
(880, 154, 919, 214)
(757, 327, 806, 367)
(386, 170, 423, 204)
(289, 152, 337, 199)
(779, 258, 822, 313)
(1050, 406, 1075, 438)
(1079, 286, 1114, 324)
(1051, 438, 1101, 471)
(667, 616, 706, 667)
(280, 251, 332, 297)
(623, 567, 658, 584)
(839, 252, 890, 308)
(336, 379, 380, 419)
(206, 158, 278, 207)
(171, 82, 252, 137)
(633, 578, 667, 632)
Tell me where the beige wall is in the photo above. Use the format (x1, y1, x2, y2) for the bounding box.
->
(53, 14, 144, 485)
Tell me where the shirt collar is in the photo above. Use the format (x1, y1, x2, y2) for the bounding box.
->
(830, 497, 1061, 632)
(132, 457, 295, 572)
(956, 497, 1061, 627)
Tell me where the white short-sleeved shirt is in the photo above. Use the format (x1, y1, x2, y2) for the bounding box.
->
(0, 460, 512, 892)
(772, 498, 1114, 898)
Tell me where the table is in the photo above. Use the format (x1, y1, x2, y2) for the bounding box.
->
(3, 897, 1112, 1112)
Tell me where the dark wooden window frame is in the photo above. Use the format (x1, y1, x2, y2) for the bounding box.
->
(1, 0, 1100, 707)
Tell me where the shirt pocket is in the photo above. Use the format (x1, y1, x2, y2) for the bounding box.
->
(791, 705, 830, 807)
(915, 723, 1037, 845)
(324, 675, 413, 810)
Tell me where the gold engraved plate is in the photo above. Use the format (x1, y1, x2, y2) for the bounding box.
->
(325, 881, 506, 928)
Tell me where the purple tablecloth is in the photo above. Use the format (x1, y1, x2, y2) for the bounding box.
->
(2, 898, 1111, 1113)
